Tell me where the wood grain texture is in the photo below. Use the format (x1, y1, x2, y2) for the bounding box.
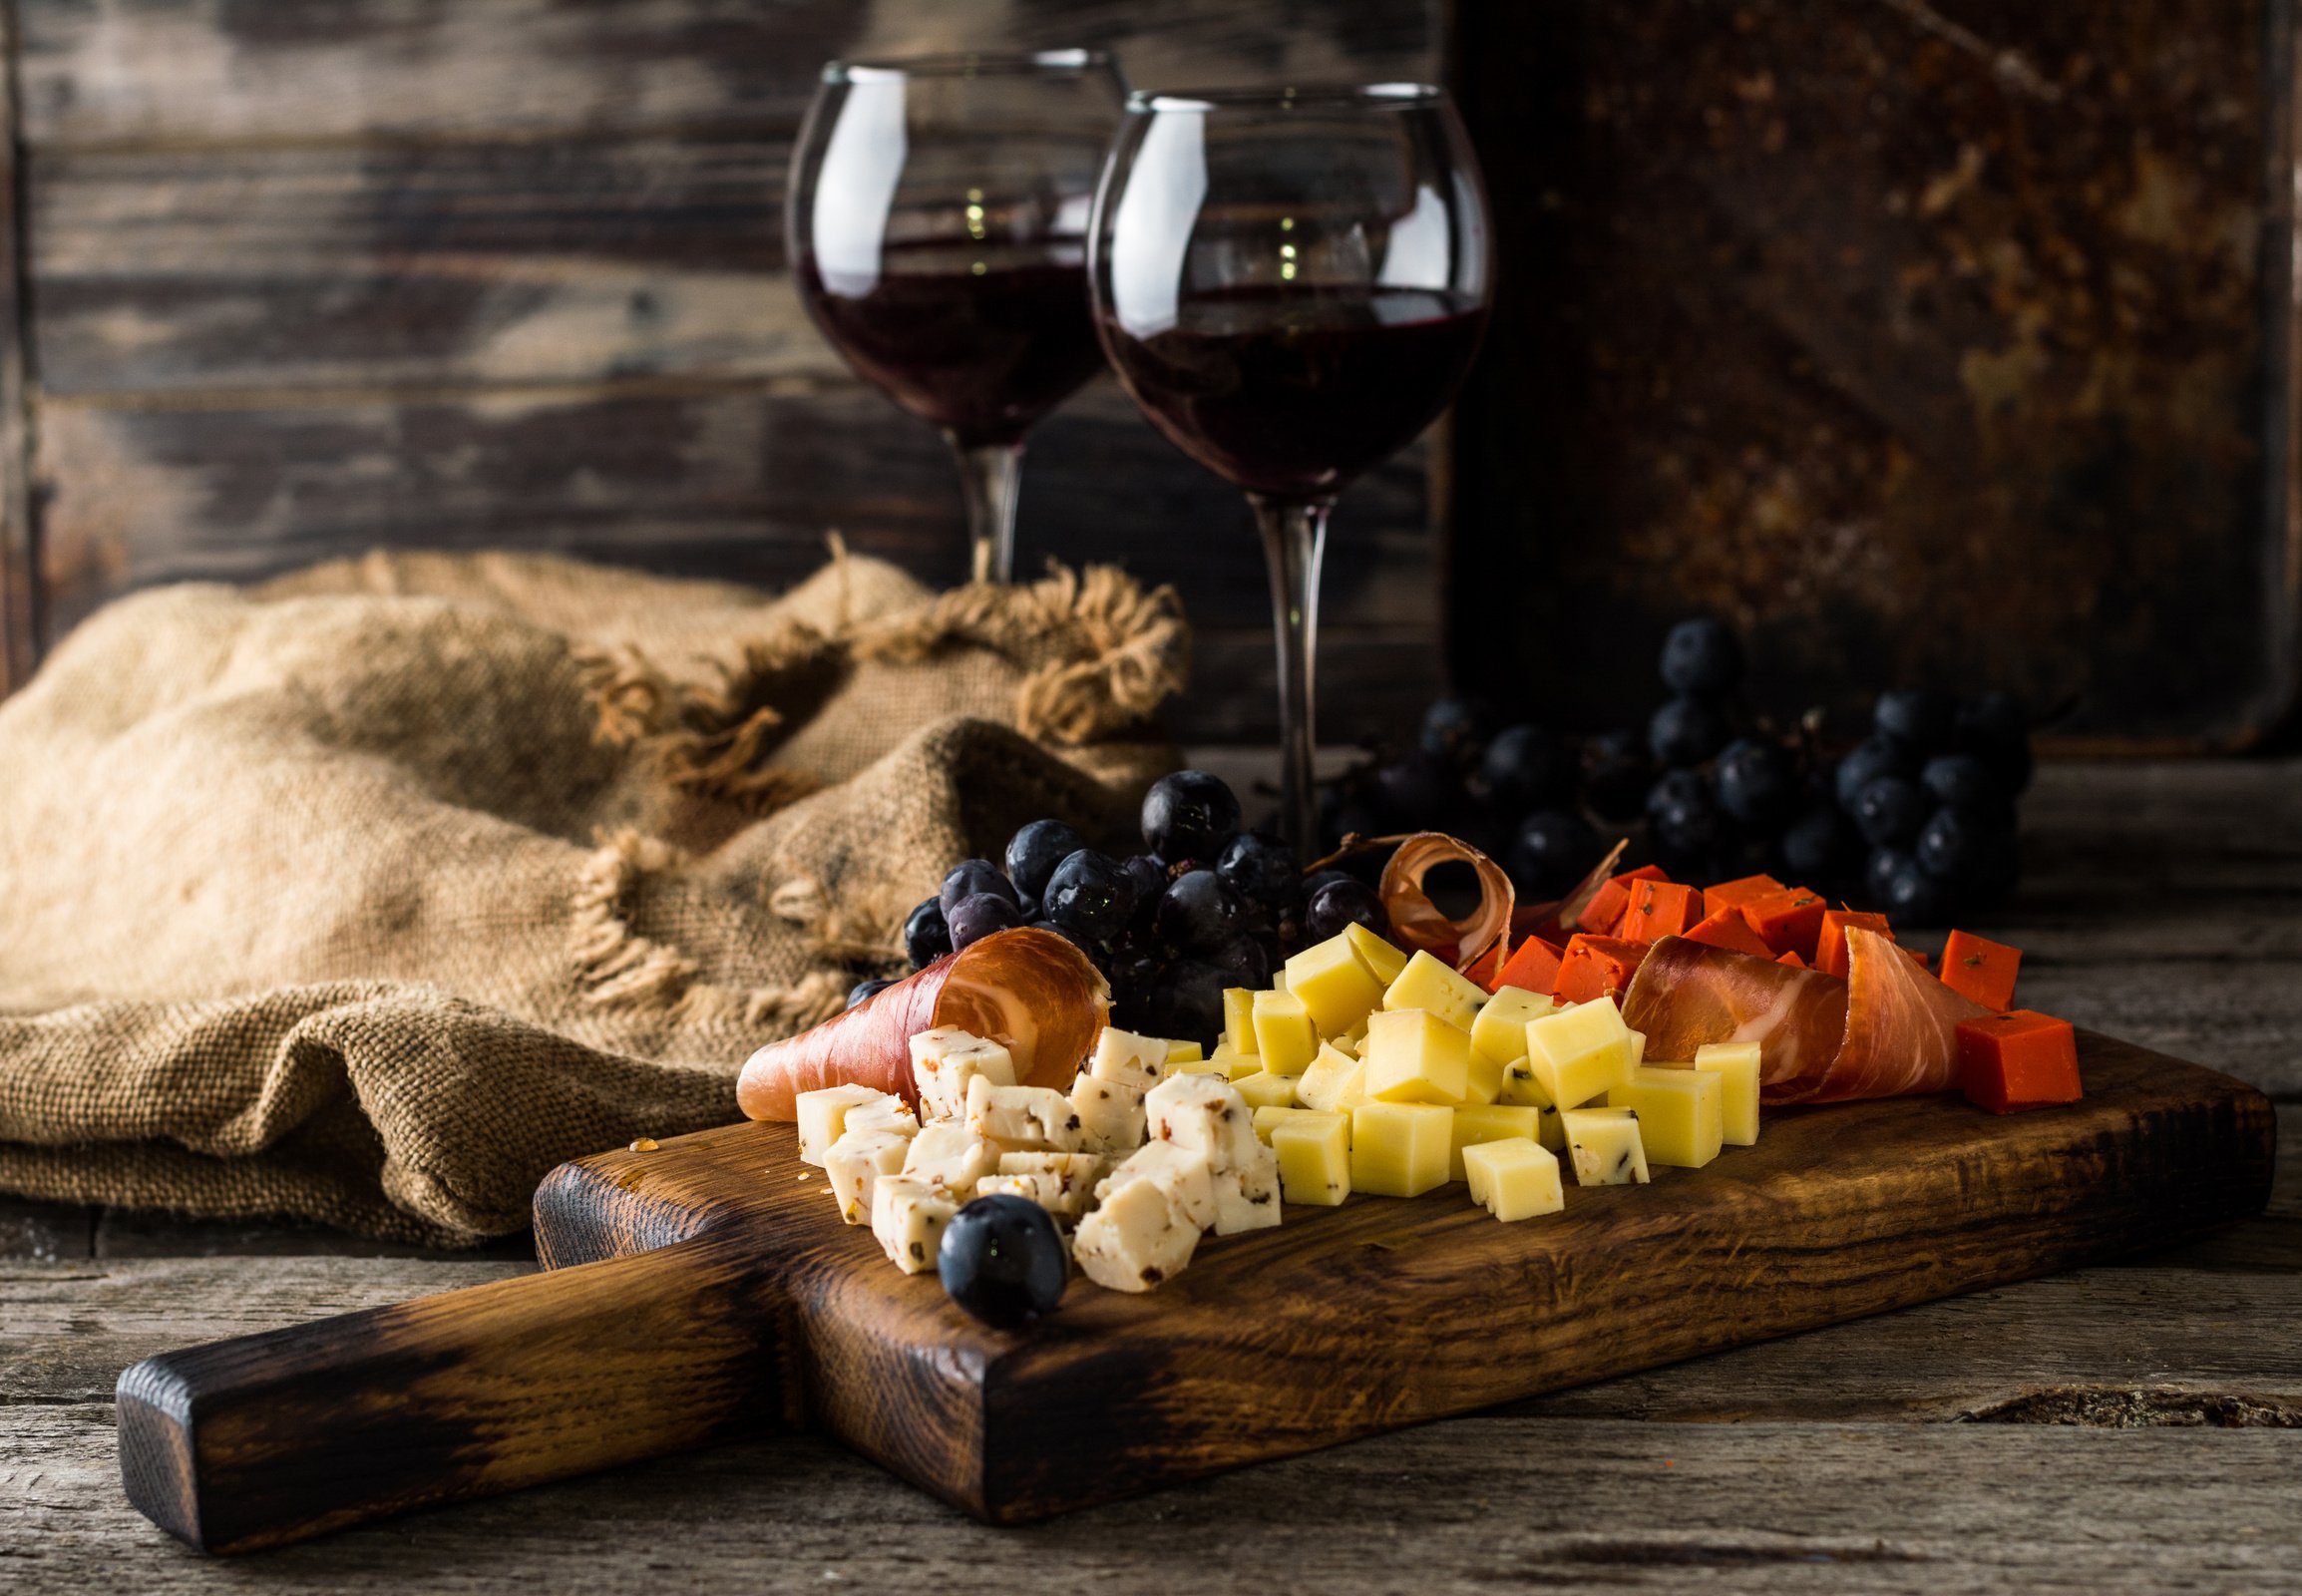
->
(0, 11, 36, 691)
(111, 1034, 2275, 1549)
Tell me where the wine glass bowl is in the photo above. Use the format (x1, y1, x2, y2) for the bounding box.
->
(1089, 84, 1493, 846)
(789, 51, 1127, 583)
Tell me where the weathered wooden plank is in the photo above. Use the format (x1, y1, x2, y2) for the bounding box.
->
(0, 14, 37, 690)
(92, 1207, 535, 1262)
(15, 0, 1443, 148)
(30, 382, 1441, 742)
(28, 138, 830, 394)
(3, 1407, 2296, 1592)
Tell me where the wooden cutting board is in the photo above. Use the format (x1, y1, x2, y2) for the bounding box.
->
(116, 1032, 2277, 1554)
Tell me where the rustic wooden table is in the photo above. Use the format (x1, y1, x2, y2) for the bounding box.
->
(2, 759, 2295, 1593)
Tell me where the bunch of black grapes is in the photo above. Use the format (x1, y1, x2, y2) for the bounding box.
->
(1315, 617, 2034, 925)
(875, 771, 1392, 1046)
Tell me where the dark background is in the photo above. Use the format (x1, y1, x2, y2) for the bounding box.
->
(0, 0, 2291, 750)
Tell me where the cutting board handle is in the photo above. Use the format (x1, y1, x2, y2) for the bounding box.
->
(115, 1235, 779, 1553)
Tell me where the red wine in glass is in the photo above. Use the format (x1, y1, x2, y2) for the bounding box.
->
(789, 52, 1126, 583)
(1090, 86, 1494, 846)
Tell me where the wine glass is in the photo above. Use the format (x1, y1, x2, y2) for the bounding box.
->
(789, 50, 1128, 585)
(1089, 84, 1492, 850)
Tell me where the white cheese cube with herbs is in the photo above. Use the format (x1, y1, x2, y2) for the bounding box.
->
(1471, 986, 1556, 1069)
(1463, 1138, 1565, 1221)
(980, 1151, 1102, 1219)
(1695, 1040, 1763, 1146)
(909, 1027, 1016, 1123)
(1145, 1072, 1260, 1172)
(872, 1174, 959, 1274)
(1089, 1026, 1171, 1092)
(825, 1127, 912, 1226)
(1097, 1139, 1220, 1231)
(1251, 988, 1320, 1074)
(1075, 1174, 1199, 1293)
(1297, 1043, 1369, 1113)
(1561, 1106, 1652, 1186)
(796, 1083, 889, 1166)
(1608, 1065, 1724, 1168)
(1382, 949, 1488, 1030)
(1270, 1112, 1351, 1206)
(843, 1094, 919, 1140)
(901, 1121, 997, 1198)
(1525, 998, 1640, 1109)
(965, 1075, 1084, 1153)
(1210, 1141, 1284, 1235)
(1363, 1007, 1471, 1106)
(1345, 923, 1409, 986)
(1283, 932, 1387, 1037)
(1069, 1071, 1146, 1156)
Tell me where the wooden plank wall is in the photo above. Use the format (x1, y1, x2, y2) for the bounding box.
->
(0, 0, 1451, 742)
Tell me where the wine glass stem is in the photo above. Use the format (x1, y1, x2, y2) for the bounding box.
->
(1251, 494, 1333, 853)
(951, 435, 1023, 585)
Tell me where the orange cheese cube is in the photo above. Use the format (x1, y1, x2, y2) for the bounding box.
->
(1617, 879, 1703, 943)
(1815, 909, 1893, 979)
(1553, 935, 1650, 1005)
(1702, 873, 1783, 919)
(1940, 930, 2022, 1010)
(1956, 1009, 2082, 1113)
(1743, 888, 1829, 961)
(1490, 934, 1564, 997)
(1684, 904, 1774, 960)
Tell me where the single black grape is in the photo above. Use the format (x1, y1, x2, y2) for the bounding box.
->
(1873, 687, 1958, 753)
(1583, 728, 1655, 823)
(1419, 695, 1499, 764)
(1851, 776, 1928, 848)
(1367, 751, 1462, 830)
(1880, 852, 1955, 926)
(1919, 753, 2005, 811)
(1915, 805, 2001, 888)
(1648, 694, 1729, 768)
(1305, 877, 1386, 943)
(1715, 736, 1798, 828)
(1659, 616, 1744, 697)
(903, 897, 953, 969)
(1955, 689, 2029, 752)
(1301, 867, 1353, 899)
(1651, 786, 1725, 873)
(1646, 766, 1709, 819)
(1481, 724, 1575, 810)
(1141, 770, 1242, 866)
(940, 1194, 1068, 1329)
(1833, 734, 1917, 810)
(1003, 819, 1085, 903)
(1119, 855, 1167, 925)
(1027, 919, 1097, 962)
(940, 859, 1019, 922)
(1041, 850, 1138, 946)
(1509, 808, 1601, 896)
(1209, 935, 1276, 989)
(1779, 802, 1858, 882)
(1864, 845, 1914, 907)
(1216, 831, 1301, 911)
(947, 892, 1023, 950)
(846, 977, 894, 1010)
(1143, 959, 1229, 1046)
(1153, 869, 1245, 955)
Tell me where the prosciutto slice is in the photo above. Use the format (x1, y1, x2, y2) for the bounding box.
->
(736, 927, 1109, 1121)
(1619, 927, 1989, 1104)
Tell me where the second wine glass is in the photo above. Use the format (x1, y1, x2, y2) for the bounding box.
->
(1089, 84, 1493, 848)
(789, 51, 1127, 584)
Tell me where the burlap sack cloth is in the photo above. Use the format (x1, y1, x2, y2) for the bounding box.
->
(0, 548, 1185, 1245)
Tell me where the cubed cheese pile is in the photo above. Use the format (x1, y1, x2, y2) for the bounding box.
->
(794, 924, 1769, 1300)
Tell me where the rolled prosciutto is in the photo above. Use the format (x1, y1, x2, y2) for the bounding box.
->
(1619, 927, 1989, 1105)
(736, 927, 1110, 1121)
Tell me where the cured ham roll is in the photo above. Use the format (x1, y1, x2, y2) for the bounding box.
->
(736, 927, 1110, 1122)
(1621, 927, 1989, 1105)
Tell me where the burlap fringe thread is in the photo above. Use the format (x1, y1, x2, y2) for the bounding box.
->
(566, 556, 1186, 1018)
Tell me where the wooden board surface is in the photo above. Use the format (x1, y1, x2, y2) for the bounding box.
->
(113, 1031, 2275, 1551)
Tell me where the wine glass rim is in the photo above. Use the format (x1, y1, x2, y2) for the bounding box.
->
(825, 49, 1116, 84)
(1126, 82, 1445, 114)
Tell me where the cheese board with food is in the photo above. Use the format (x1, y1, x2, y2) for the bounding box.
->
(115, 772, 2278, 1555)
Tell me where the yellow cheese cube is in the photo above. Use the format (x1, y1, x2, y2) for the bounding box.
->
(1470, 985, 1556, 1068)
(1223, 988, 1259, 1055)
(1296, 1043, 1368, 1113)
(1251, 988, 1321, 1074)
(1382, 949, 1488, 1030)
(1252, 1105, 1340, 1143)
(1525, 998, 1640, 1108)
(1362, 1007, 1471, 1105)
(1345, 922, 1409, 986)
(1348, 1101, 1452, 1197)
(1561, 1106, 1651, 1186)
(1447, 1103, 1542, 1182)
(1695, 1040, 1762, 1146)
(1282, 932, 1386, 1037)
(1165, 1038, 1205, 1064)
(1498, 1055, 1555, 1109)
(1170, 1058, 1226, 1076)
(1463, 1138, 1566, 1221)
(1608, 1066, 1723, 1169)
(1220, 1049, 1266, 1082)
(1462, 1049, 1504, 1107)
(1271, 1114, 1351, 1206)
(1234, 1069, 1303, 1111)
